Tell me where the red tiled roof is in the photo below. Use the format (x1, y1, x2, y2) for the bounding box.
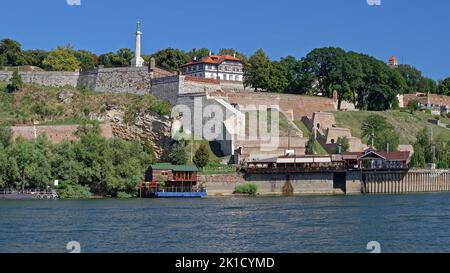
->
(182, 55, 241, 67)
(342, 151, 410, 161)
(379, 151, 410, 161)
(389, 55, 398, 62)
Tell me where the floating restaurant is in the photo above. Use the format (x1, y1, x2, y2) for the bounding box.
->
(243, 149, 414, 195)
(140, 163, 206, 198)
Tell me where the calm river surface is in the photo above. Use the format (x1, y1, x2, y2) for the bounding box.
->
(1, 194, 450, 253)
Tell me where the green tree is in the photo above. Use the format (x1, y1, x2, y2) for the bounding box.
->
(23, 49, 49, 68)
(279, 56, 301, 93)
(395, 64, 437, 94)
(98, 49, 133, 68)
(245, 49, 272, 91)
(9, 138, 52, 191)
(335, 137, 350, 153)
(361, 115, 399, 151)
(187, 48, 211, 60)
(6, 69, 23, 93)
(193, 143, 210, 168)
(438, 77, 450, 96)
(305, 133, 316, 155)
(43, 46, 81, 71)
(0, 38, 27, 66)
(169, 142, 188, 165)
(152, 48, 190, 72)
(410, 128, 436, 168)
(75, 50, 98, 71)
(115, 48, 134, 67)
(218, 48, 248, 63)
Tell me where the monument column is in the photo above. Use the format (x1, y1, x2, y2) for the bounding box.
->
(131, 20, 145, 67)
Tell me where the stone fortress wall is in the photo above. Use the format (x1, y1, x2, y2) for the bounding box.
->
(0, 67, 153, 95)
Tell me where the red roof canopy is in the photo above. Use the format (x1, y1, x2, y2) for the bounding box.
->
(183, 55, 241, 67)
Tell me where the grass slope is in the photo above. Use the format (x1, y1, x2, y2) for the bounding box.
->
(334, 110, 450, 145)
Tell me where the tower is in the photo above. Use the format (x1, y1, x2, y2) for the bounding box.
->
(388, 55, 398, 68)
(131, 20, 145, 67)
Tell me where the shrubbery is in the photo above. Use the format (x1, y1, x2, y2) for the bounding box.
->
(234, 183, 258, 195)
(6, 69, 22, 93)
(0, 123, 156, 198)
(57, 181, 92, 199)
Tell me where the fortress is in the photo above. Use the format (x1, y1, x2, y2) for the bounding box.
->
(0, 22, 373, 162)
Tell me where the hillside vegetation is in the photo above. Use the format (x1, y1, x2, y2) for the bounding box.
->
(0, 82, 170, 126)
(334, 110, 450, 145)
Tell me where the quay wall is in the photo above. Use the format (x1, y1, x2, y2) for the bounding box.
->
(363, 169, 450, 194)
(202, 169, 450, 197)
(202, 172, 350, 196)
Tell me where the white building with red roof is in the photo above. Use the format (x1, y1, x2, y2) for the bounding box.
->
(181, 54, 244, 82)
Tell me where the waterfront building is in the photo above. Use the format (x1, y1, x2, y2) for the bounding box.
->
(339, 149, 410, 170)
(181, 54, 244, 82)
(141, 163, 206, 198)
(246, 149, 410, 173)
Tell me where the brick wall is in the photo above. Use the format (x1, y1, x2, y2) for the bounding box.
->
(223, 92, 336, 120)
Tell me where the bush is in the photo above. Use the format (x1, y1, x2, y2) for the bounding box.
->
(57, 181, 92, 199)
(335, 136, 349, 153)
(234, 183, 258, 195)
(407, 98, 420, 113)
(425, 109, 432, 115)
(116, 191, 134, 198)
(6, 69, 22, 93)
(193, 143, 210, 168)
(150, 100, 171, 116)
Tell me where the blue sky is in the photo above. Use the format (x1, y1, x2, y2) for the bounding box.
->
(1, 0, 449, 79)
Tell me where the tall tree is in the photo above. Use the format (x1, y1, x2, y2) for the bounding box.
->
(169, 142, 188, 165)
(244, 49, 272, 91)
(395, 64, 437, 94)
(361, 115, 399, 151)
(98, 48, 134, 68)
(438, 77, 450, 96)
(0, 38, 27, 66)
(152, 48, 190, 72)
(23, 49, 49, 68)
(187, 48, 211, 60)
(75, 50, 98, 71)
(279, 56, 301, 93)
(42, 46, 81, 71)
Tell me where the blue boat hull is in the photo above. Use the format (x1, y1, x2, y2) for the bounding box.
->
(154, 192, 207, 198)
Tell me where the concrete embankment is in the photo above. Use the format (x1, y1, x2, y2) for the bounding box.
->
(362, 169, 450, 194)
(201, 169, 450, 197)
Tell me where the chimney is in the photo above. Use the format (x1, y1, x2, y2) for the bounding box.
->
(193, 56, 197, 61)
(209, 51, 212, 57)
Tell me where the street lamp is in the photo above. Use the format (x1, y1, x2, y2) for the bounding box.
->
(362, 123, 375, 149)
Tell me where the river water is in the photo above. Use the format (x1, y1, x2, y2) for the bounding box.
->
(1, 194, 450, 253)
